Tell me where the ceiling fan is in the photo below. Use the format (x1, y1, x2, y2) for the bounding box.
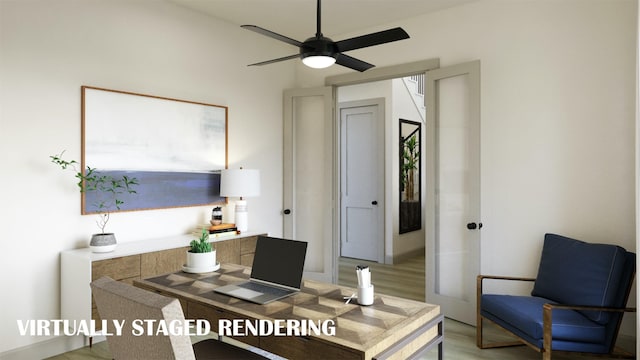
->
(241, 0, 410, 72)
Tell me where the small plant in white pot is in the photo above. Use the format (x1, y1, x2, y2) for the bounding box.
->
(185, 228, 218, 273)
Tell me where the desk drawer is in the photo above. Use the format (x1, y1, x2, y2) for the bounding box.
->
(260, 335, 361, 360)
(140, 248, 186, 277)
(92, 255, 140, 280)
(240, 236, 257, 255)
(240, 236, 257, 266)
(188, 302, 259, 347)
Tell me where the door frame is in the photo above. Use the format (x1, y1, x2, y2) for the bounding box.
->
(284, 60, 445, 283)
(327, 59, 440, 274)
(338, 99, 385, 263)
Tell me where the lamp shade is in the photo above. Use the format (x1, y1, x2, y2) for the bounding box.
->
(220, 169, 260, 198)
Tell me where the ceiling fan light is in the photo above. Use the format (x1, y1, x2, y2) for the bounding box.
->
(302, 55, 336, 69)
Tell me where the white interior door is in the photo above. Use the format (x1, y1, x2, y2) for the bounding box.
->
(426, 61, 481, 325)
(339, 100, 384, 262)
(283, 87, 334, 283)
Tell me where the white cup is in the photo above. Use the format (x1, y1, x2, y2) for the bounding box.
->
(357, 285, 374, 306)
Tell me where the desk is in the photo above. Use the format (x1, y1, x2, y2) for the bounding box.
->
(134, 263, 443, 360)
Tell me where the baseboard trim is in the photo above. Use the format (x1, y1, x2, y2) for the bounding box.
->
(0, 335, 98, 360)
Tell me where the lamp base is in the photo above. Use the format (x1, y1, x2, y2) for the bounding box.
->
(235, 200, 248, 232)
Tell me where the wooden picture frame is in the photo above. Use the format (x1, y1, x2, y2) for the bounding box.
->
(81, 86, 228, 214)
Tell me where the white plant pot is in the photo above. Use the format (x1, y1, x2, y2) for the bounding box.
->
(186, 250, 216, 269)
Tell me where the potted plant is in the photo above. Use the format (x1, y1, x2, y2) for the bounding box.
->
(50, 151, 139, 253)
(401, 134, 419, 201)
(185, 228, 217, 272)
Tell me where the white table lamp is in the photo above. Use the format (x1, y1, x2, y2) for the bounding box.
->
(220, 168, 260, 232)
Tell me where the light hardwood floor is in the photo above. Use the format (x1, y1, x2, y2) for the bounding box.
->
(47, 255, 634, 359)
(338, 255, 425, 301)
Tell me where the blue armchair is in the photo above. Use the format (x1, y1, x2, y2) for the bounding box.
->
(477, 233, 635, 360)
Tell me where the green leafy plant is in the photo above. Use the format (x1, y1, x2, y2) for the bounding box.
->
(190, 228, 213, 253)
(401, 134, 419, 201)
(50, 150, 139, 233)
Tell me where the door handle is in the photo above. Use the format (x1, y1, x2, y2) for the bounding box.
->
(283, 209, 292, 215)
(466, 222, 483, 230)
(371, 201, 378, 205)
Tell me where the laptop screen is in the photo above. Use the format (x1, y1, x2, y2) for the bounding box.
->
(250, 236, 308, 289)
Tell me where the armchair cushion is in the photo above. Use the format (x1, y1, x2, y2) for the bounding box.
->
(481, 295, 606, 343)
(531, 233, 628, 324)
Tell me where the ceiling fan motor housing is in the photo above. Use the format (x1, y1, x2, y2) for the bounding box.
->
(301, 36, 338, 60)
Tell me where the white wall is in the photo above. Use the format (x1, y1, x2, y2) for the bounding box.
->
(0, 0, 294, 355)
(297, 0, 637, 333)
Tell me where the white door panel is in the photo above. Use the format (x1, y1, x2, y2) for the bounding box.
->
(283, 87, 334, 283)
(340, 101, 384, 262)
(426, 61, 481, 325)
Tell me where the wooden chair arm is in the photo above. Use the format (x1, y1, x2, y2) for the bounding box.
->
(478, 275, 536, 282)
(477, 275, 536, 296)
(543, 303, 636, 313)
(476, 274, 538, 348)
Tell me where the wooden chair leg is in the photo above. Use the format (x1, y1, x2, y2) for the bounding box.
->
(542, 304, 552, 360)
(476, 316, 483, 348)
(476, 275, 483, 348)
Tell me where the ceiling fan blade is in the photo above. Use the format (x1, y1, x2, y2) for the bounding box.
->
(335, 53, 375, 72)
(241, 25, 303, 47)
(247, 54, 300, 67)
(335, 27, 409, 53)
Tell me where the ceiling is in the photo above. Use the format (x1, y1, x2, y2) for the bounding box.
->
(169, 0, 479, 40)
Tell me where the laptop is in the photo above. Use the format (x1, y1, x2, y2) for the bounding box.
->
(214, 235, 308, 304)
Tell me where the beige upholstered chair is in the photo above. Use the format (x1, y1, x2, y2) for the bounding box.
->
(90, 276, 268, 360)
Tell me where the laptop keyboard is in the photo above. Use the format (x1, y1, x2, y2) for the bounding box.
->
(239, 281, 293, 297)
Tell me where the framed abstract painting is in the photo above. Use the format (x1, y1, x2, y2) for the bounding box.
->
(81, 86, 227, 214)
